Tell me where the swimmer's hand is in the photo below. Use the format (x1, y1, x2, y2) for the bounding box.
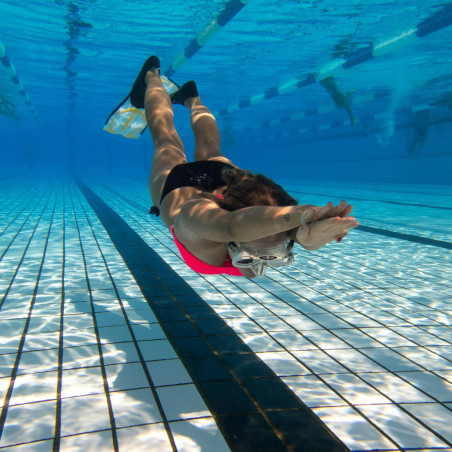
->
(297, 208, 359, 251)
(306, 200, 354, 222)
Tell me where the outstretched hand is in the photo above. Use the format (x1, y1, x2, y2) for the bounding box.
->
(303, 200, 353, 222)
(297, 201, 359, 250)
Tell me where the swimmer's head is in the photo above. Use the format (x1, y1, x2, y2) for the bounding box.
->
(219, 167, 298, 211)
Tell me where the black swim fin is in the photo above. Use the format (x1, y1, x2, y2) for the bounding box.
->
(170, 81, 199, 105)
(130, 56, 161, 109)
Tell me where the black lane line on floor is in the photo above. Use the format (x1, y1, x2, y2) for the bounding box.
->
(77, 179, 349, 452)
(103, 183, 452, 251)
(357, 225, 452, 250)
(288, 189, 452, 211)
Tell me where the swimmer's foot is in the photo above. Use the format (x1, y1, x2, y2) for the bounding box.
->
(170, 81, 198, 106)
(130, 55, 160, 108)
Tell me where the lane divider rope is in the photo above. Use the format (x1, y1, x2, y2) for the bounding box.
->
(215, 3, 452, 117)
(0, 39, 39, 121)
(163, 0, 250, 77)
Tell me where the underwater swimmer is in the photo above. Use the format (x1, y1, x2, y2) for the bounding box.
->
(131, 56, 359, 278)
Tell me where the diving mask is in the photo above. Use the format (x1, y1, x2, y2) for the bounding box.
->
(228, 240, 295, 277)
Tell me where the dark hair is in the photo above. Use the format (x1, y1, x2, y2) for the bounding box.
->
(219, 167, 298, 211)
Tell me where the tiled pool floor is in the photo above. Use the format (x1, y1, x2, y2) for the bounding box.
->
(0, 176, 451, 451)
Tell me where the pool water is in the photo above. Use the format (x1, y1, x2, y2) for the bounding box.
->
(0, 1, 451, 451)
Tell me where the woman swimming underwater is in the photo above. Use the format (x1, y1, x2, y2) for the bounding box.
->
(129, 56, 358, 278)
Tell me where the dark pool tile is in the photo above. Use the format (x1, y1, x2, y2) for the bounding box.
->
(222, 354, 276, 379)
(183, 355, 232, 382)
(162, 320, 199, 338)
(267, 410, 348, 452)
(215, 413, 288, 452)
(151, 306, 187, 322)
(143, 296, 175, 307)
(168, 285, 196, 296)
(208, 335, 252, 355)
(199, 380, 256, 415)
(242, 378, 301, 410)
(171, 337, 212, 357)
(175, 294, 207, 307)
(184, 305, 218, 320)
(195, 318, 235, 335)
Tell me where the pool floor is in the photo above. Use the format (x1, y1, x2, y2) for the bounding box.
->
(0, 176, 451, 451)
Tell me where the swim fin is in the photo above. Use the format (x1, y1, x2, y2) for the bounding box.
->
(103, 56, 179, 139)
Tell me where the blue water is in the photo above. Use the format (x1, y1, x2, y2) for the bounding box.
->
(1, 0, 451, 184)
(1, 3, 452, 449)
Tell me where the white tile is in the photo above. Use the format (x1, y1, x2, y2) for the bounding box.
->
(282, 315, 323, 331)
(0, 400, 56, 447)
(396, 347, 452, 370)
(61, 394, 112, 436)
(270, 330, 317, 350)
(393, 326, 450, 346)
(101, 341, 140, 365)
(22, 331, 60, 352)
(402, 402, 452, 443)
(357, 404, 448, 449)
(333, 328, 383, 348)
(156, 384, 210, 421)
(360, 347, 423, 372)
(138, 340, 178, 361)
(105, 362, 150, 391)
(63, 327, 98, 348)
(116, 423, 173, 452)
(16, 348, 60, 375)
(131, 323, 167, 341)
(254, 316, 294, 332)
(0, 439, 53, 451)
(63, 314, 95, 332)
(322, 373, 391, 405)
(256, 351, 310, 376)
(9, 371, 58, 405)
(59, 429, 114, 451)
(307, 313, 351, 329)
(360, 327, 418, 347)
(62, 344, 101, 369)
(110, 388, 162, 428)
(61, 366, 104, 398)
(361, 372, 435, 403)
(98, 325, 133, 344)
(224, 317, 263, 333)
(312, 405, 398, 451)
(238, 332, 284, 353)
(292, 350, 349, 374)
(282, 375, 346, 408)
(0, 354, 16, 379)
(94, 310, 128, 328)
(27, 316, 60, 334)
(170, 417, 230, 452)
(301, 330, 350, 350)
(124, 308, 158, 324)
(398, 371, 452, 402)
(146, 359, 192, 387)
(241, 305, 273, 317)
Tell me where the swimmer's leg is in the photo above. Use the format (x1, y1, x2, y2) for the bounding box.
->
(144, 68, 187, 206)
(175, 82, 233, 163)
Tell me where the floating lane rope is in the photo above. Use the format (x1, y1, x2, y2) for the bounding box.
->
(0, 39, 39, 121)
(163, 0, 249, 78)
(216, 3, 452, 117)
(238, 71, 452, 144)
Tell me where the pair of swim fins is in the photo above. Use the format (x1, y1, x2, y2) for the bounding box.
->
(103, 56, 179, 139)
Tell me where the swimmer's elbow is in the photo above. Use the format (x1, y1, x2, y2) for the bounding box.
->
(222, 215, 237, 242)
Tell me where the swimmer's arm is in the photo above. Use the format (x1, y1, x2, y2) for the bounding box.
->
(175, 198, 315, 243)
(176, 198, 350, 243)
